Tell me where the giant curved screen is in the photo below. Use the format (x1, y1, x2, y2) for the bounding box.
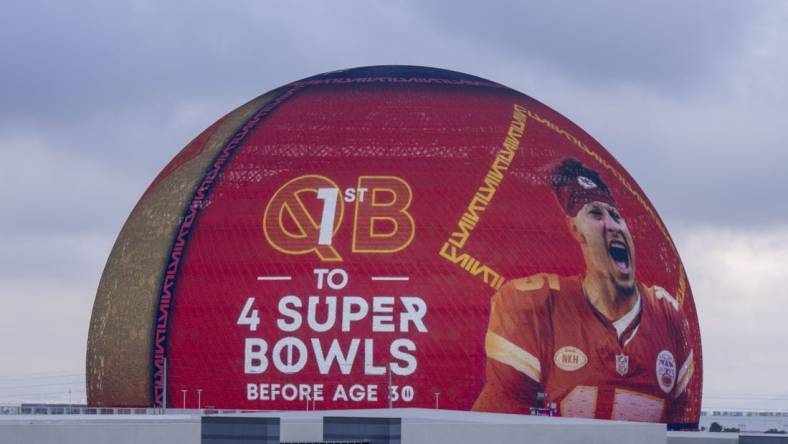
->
(87, 65, 702, 428)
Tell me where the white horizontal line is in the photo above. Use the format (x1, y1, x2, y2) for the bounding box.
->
(371, 276, 409, 281)
(257, 276, 292, 281)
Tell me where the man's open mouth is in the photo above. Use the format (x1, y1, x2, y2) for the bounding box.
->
(608, 240, 630, 273)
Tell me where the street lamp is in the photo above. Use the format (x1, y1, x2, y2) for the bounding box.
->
(387, 363, 393, 409)
(197, 389, 203, 410)
(181, 389, 187, 409)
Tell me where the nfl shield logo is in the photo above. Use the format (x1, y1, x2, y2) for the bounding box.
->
(615, 354, 629, 376)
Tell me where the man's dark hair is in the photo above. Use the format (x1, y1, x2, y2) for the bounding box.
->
(551, 158, 611, 195)
(550, 158, 615, 217)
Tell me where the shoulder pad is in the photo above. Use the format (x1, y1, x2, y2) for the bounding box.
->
(493, 273, 560, 313)
(650, 285, 679, 312)
(509, 273, 561, 293)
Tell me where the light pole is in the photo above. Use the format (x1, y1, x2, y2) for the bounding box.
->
(163, 358, 168, 414)
(387, 364, 393, 409)
(434, 392, 440, 410)
(181, 389, 187, 409)
(197, 389, 203, 410)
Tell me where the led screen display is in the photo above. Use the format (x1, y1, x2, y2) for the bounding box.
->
(87, 66, 701, 428)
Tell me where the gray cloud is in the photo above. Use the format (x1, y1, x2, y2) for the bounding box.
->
(0, 2, 299, 122)
(417, 0, 760, 92)
(4, 1, 785, 230)
(677, 225, 788, 410)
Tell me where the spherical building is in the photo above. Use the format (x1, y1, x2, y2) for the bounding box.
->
(87, 66, 701, 427)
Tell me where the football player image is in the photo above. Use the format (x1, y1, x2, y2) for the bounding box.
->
(472, 158, 696, 427)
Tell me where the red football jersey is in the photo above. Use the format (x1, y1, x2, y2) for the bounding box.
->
(473, 273, 695, 424)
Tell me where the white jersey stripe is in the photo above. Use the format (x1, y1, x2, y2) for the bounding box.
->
(485, 330, 542, 383)
(623, 325, 640, 347)
(674, 350, 694, 399)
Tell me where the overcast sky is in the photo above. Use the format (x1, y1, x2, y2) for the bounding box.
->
(1, 1, 787, 411)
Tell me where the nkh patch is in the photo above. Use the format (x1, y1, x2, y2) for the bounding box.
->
(553, 346, 588, 372)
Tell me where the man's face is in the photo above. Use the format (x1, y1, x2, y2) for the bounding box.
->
(570, 201, 636, 295)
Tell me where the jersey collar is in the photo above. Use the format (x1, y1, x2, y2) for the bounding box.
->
(613, 288, 641, 339)
(581, 279, 643, 346)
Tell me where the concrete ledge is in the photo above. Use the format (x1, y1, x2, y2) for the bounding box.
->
(273, 409, 666, 444)
(669, 431, 740, 444)
(0, 415, 200, 444)
(1, 408, 675, 444)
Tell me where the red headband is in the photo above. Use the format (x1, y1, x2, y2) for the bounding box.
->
(555, 175, 616, 217)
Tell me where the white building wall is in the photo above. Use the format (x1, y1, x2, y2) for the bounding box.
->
(0, 416, 200, 444)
